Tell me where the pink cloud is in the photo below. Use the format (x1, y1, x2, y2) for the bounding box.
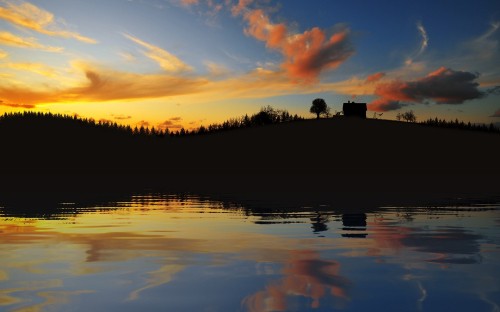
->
(491, 108, 500, 117)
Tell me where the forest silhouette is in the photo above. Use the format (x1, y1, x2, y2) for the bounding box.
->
(1, 108, 500, 206)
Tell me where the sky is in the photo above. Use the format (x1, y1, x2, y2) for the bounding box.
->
(0, 0, 499, 130)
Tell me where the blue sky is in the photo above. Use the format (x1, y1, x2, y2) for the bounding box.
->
(0, 0, 499, 129)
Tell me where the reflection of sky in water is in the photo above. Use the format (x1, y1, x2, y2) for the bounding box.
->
(0, 196, 499, 312)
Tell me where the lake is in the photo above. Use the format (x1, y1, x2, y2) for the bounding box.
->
(1, 193, 499, 312)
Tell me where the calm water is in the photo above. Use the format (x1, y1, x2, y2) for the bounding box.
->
(1, 194, 499, 312)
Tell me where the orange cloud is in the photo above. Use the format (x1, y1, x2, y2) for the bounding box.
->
(0, 62, 57, 77)
(231, 0, 253, 16)
(0, 99, 35, 109)
(0, 1, 96, 43)
(0, 63, 208, 106)
(0, 60, 358, 111)
(365, 72, 385, 84)
(0, 49, 7, 59)
(123, 34, 192, 73)
(180, 0, 199, 5)
(157, 117, 184, 130)
(0, 31, 63, 52)
(240, 9, 353, 81)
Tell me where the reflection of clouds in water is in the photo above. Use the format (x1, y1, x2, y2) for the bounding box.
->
(416, 281, 427, 311)
(0, 278, 93, 312)
(403, 228, 482, 255)
(243, 250, 350, 312)
(128, 264, 185, 301)
(478, 292, 500, 312)
(367, 221, 484, 264)
(14, 290, 93, 312)
(1, 204, 499, 311)
(402, 274, 428, 312)
(0, 270, 8, 281)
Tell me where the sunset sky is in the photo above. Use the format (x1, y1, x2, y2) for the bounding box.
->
(1, 0, 499, 130)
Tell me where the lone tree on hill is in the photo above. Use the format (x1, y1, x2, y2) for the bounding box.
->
(310, 98, 330, 119)
(402, 110, 417, 123)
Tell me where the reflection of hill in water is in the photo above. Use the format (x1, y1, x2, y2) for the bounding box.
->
(1, 190, 498, 224)
(1, 191, 497, 266)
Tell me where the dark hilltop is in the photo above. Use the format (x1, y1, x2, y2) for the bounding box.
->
(1, 111, 499, 208)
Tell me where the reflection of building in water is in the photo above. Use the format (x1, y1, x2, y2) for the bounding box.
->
(343, 101, 367, 118)
(310, 212, 330, 233)
(341, 213, 367, 238)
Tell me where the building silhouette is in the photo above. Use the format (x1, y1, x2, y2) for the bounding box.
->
(343, 101, 367, 118)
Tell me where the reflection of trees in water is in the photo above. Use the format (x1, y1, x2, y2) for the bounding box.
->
(310, 211, 331, 233)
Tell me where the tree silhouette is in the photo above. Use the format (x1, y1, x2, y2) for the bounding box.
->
(310, 98, 329, 119)
(402, 110, 417, 123)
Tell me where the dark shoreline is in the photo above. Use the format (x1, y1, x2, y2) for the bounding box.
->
(1, 170, 499, 216)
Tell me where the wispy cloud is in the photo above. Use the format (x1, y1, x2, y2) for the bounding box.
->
(406, 21, 429, 66)
(112, 114, 132, 120)
(0, 61, 324, 108)
(123, 34, 192, 73)
(0, 0, 96, 43)
(417, 21, 429, 55)
(491, 108, 500, 117)
(0, 48, 7, 58)
(0, 62, 207, 105)
(0, 62, 57, 77)
(405, 21, 429, 66)
(468, 21, 499, 61)
(0, 31, 63, 52)
(0, 99, 34, 108)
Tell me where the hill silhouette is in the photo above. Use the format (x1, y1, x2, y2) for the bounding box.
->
(1, 112, 499, 207)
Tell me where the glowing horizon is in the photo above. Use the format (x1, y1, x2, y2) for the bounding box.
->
(1, 0, 499, 130)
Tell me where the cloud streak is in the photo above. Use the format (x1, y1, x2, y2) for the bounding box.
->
(0, 31, 63, 52)
(369, 67, 484, 111)
(491, 109, 500, 117)
(0, 0, 96, 43)
(417, 21, 429, 55)
(0, 63, 207, 106)
(0, 99, 35, 108)
(406, 21, 429, 65)
(123, 34, 192, 73)
(0, 62, 57, 77)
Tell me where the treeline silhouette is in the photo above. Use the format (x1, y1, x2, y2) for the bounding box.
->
(421, 117, 500, 134)
(0, 106, 302, 139)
